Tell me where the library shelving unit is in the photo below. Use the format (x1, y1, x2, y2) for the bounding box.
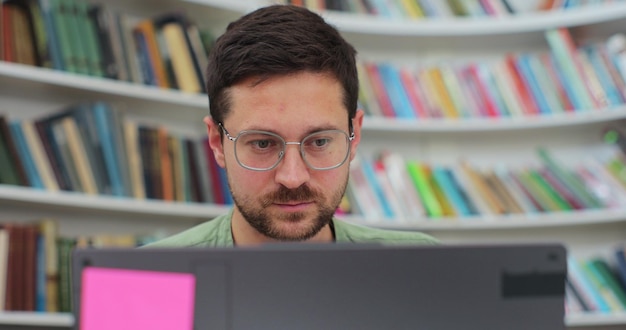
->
(1, 0, 626, 329)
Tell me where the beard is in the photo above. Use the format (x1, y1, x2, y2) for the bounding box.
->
(231, 181, 347, 241)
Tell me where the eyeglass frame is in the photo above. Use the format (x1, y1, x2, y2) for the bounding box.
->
(218, 122, 356, 171)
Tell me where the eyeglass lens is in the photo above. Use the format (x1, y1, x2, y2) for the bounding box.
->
(234, 130, 350, 170)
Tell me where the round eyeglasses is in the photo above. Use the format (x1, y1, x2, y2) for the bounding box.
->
(219, 123, 355, 171)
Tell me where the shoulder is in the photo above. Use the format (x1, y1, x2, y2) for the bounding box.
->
(333, 219, 439, 245)
(142, 212, 234, 248)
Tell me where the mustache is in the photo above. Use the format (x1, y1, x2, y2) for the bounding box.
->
(261, 185, 319, 206)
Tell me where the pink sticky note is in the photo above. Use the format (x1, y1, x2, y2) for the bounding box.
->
(80, 267, 196, 330)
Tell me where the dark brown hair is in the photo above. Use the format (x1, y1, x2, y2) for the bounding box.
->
(206, 5, 358, 126)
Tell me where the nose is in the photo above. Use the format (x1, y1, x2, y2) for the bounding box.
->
(274, 144, 310, 189)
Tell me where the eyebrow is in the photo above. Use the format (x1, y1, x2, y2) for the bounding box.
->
(240, 124, 344, 137)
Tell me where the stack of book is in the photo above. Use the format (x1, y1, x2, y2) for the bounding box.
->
(0, 219, 162, 314)
(344, 147, 626, 221)
(281, 0, 621, 19)
(357, 29, 626, 119)
(0, 102, 233, 205)
(0, 0, 214, 93)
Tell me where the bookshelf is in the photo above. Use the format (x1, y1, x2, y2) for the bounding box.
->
(1, 0, 626, 328)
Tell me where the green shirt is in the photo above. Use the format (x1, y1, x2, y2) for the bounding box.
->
(145, 209, 439, 247)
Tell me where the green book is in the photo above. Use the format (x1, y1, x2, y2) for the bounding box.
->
(62, 0, 90, 75)
(527, 168, 572, 211)
(51, 0, 78, 73)
(75, 0, 104, 77)
(588, 258, 626, 309)
(407, 161, 443, 218)
(537, 148, 601, 209)
(516, 170, 559, 212)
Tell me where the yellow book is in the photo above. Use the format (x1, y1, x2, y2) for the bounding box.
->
(61, 117, 98, 195)
(400, 0, 425, 18)
(168, 135, 186, 202)
(460, 161, 506, 214)
(427, 67, 460, 118)
(123, 120, 146, 200)
(161, 22, 202, 93)
(20, 120, 60, 191)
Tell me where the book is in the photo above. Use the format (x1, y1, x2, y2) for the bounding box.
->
(459, 161, 506, 214)
(160, 21, 201, 93)
(364, 61, 396, 117)
(60, 116, 98, 194)
(377, 63, 415, 119)
(544, 28, 596, 110)
(407, 161, 443, 218)
(8, 120, 44, 189)
(39, 219, 59, 312)
(133, 19, 170, 88)
(123, 120, 146, 199)
(588, 258, 626, 309)
(0, 227, 8, 310)
(379, 151, 426, 219)
(432, 165, 472, 216)
(537, 148, 601, 209)
(399, 66, 431, 118)
(0, 115, 28, 186)
(582, 258, 625, 311)
(20, 119, 60, 191)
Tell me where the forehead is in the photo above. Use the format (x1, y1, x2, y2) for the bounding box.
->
(224, 72, 349, 133)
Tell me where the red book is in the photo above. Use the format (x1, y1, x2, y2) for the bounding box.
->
(465, 64, 499, 117)
(503, 54, 540, 115)
(364, 62, 396, 118)
(203, 138, 224, 204)
(538, 168, 585, 210)
(398, 67, 429, 118)
(1, 4, 14, 62)
(540, 53, 575, 112)
(556, 28, 601, 108)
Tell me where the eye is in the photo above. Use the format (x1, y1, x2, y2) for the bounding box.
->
(250, 138, 279, 150)
(312, 137, 330, 147)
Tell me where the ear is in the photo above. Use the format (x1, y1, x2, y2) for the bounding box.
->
(348, 109, 364, 161)
(204, 116, 226, 168)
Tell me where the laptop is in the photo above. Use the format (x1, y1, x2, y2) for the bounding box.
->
(72, 243, 567, 330)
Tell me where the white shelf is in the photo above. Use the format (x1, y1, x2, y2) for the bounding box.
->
(363, 107, 626, 133)
(340, 208, 626, 231)
(2, 61, 623, 133)
(0, 62, 208, 109)
(567, 312, 626, 327)
(320, 4, 626, 36)
(0, 310, 625, 328)
(0, 312, 73, 327)
(0, 185, 228, 221)
(2, 185, 624, 231)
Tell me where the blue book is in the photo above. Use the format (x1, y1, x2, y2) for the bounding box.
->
(9, 121, 45, 189)
(92, 102, 126, 197)
(360, 158, 394, 219)
(38, 0, 64, 70)
(568, 257, 611, 312)
(515, 54, 552, 114)
(35, 234, 47, 311)
(548, 54, 580, 110)
(615, 248, 626, 291)
(476, 63, 509, 116)
(585, 46, 623, 107)
(133, 31, 157, 86)
(216, 166, 232, 205)
(72, 103, 110, 194)
(434, 166, 476, 216)
(377, 63, 415, 119)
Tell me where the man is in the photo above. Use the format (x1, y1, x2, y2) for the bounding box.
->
(147, 5, 437, 247)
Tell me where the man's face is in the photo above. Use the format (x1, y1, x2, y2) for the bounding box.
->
(207, 72, 363, 242)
